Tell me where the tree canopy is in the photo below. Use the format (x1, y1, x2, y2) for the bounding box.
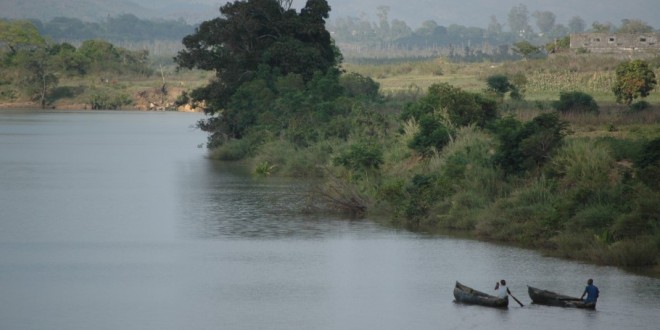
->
(176, 0, 340, 118)
(612, 60, 657, 105)
(0, 20, 45, 54)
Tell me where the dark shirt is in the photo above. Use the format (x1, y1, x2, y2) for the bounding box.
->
(584, 284, 599, 302)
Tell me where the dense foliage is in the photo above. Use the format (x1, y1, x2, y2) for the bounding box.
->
(552, 91, 599, 114)
(0, 20, 153, 108)
(612, 59, 657, 105)
(176, 0, 350, 145)
(400, 83, 497, 155)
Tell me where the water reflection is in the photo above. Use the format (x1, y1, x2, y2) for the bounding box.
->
(177, 161, 390, 240)
(1, 111, 659, 330)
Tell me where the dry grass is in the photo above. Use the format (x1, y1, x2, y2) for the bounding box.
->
(345, 54, 660, 105)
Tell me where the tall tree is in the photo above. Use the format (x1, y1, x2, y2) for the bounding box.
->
(18, 47, 58, 109)
(487, 15, 503, 37)
(568, 16, 585, 33)
(532, 10, 556, 35)
(507, 4, 532, 37)
(175, 0, 341, 139)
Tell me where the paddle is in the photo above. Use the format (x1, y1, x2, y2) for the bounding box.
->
(508, 291, 524, 307)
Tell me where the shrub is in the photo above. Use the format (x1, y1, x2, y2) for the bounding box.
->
(635, 138, 660, 190)
(552, 91, 599, 114)
(486, 74, 513, 98)
(333, 142, 384, 172)
(407, 115, 451, 156)
(209, 130, 270, 161)
(629, 100, 651, 112)
(606, 239, 658, 266)
(339, 72, 381, 101)
(551, 139, 617, 190)
(493, 113, 568, 175)
(88, 89, 131, 110)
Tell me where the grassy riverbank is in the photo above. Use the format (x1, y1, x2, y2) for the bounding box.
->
(4, 53, 659, 277)
(237, 54, 660, 277)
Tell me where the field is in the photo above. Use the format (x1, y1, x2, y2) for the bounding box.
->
(342, 54, 660, 143)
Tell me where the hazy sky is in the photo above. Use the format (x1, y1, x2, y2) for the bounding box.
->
(116, 0, 660, 28)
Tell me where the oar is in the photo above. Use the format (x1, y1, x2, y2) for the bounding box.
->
(508, 292, 524, 307)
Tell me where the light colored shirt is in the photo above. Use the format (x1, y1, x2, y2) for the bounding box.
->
(497, 284, 508, 298)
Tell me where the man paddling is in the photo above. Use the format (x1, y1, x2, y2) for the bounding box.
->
(494, 279, 510, 298)
(495, 279, 524, 307)
(580, 278, 599, 306)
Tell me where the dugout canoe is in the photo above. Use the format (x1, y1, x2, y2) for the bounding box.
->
(527, 285, 596, 309)
(453, 281, 508, 308)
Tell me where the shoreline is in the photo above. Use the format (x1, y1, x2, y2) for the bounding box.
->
(0, 101, 201, 112)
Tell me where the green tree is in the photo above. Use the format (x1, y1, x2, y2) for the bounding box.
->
(486, 74, 515, 100)
(18, 47, 58, 108)
(0, 20, 45, 54)
(612, 60, 657, 105)
(512, 41, 541, 60)
(175, 0, 341, 140)
(50, 42, 89, 76)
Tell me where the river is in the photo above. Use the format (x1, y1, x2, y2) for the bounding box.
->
(0, 110, 658, 330)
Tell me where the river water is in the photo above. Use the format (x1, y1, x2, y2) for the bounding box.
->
(0, 110, 658, 330)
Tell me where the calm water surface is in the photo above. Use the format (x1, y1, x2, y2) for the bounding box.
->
(0, 110, 658, 330)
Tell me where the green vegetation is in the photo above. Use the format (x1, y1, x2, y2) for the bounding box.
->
(612, 59, 658, 105)
(552, 91, 599, 114)
(0, 19, 206, 109)
(1, 2, 659, 274)
(171, 1, 659, 273)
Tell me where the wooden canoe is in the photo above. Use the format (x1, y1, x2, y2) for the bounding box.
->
(527, 285, 595, 309)
(453, 281, 508, 308)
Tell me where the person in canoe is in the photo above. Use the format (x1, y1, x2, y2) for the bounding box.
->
(580, 278, 600, 305)
(494, 279, 511, 298)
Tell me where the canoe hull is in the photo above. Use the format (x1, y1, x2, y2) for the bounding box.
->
(528, 286, 596, 309)
(454, 281, 508, 308)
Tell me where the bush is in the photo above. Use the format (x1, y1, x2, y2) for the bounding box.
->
(333, 142, 384, 172)
(88, 89, 131, 110)
(552, 91, 599, 114)
(485, 74, 513, 98)
(629, 100, 651, 112)
(607, 239, 658, 266)
(635, 138, 660, 190)
(493, 113, 568, 175)
(551, 139, 617, 190)
(339, 72, 381, 101)
(407, 115, 451, 156)
(209, 130, 270, 161)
